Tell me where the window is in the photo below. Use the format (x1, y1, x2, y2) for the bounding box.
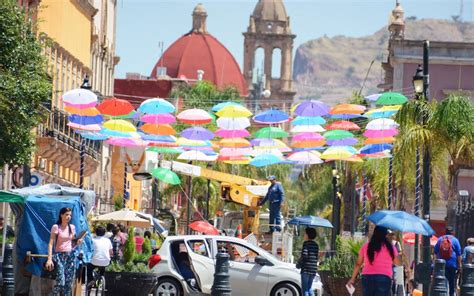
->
(187, 240, 208, 257)
(216, 241, 259, 264)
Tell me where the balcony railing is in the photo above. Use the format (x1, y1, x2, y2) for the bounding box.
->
(37, 107, 101, 159)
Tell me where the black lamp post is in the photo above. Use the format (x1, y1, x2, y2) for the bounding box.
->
(330, 164, 341, 253)
(79, 76, 92, 189)
(412, 41, 431, 296)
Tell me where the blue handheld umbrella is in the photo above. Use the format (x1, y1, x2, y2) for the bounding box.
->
(288, 216, 333, 228)
(367, 210, 435, 236)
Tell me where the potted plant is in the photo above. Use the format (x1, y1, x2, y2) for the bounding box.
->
(104, 227, 158, 296)
(319, 236, 364, 296)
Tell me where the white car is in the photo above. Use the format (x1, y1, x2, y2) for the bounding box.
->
(152, 235, 322, 296)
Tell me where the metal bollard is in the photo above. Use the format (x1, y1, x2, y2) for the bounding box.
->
(2, 243, 15, 296)
(211, 252, 231, 296)
(461, 263, 474, 296)
(430, 259, 448, 296)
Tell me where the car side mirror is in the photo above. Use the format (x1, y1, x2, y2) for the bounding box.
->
(255, 255, 271, 266)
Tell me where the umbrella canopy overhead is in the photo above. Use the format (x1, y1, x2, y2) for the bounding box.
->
(67, 122, 101, 132)
(138, 98, 175, 114)
(366, 118, 399, 130)
(78, 131, 109, 141)
(293, 100, 330, 117)
(216, 117, 251, 130)
(292, 132, 324, 142)
(68, 114, 103, 125)
(290, 125, 326, 133)
(151, 167, 181, 185)
(326, 120, 360, 131)
(98, 98, 135, 116)
(253, 127, 288, 139)
(253, 109, 289, 124)
(215, 129, 250, 138)
(291, 140, 325, 148)
(106, 138, 148, 147)
(365, 93, 382, 102)
(250, 154, 283, 167)
(216, 105, 252, 118)
(181, 127, 214, 140)
(103, 119, 137, 132)
(140, 113, 176, 124)
(291, 116, 326, 126)
(364, 137, 395, 144)
(178, 150, 217, 161)
(368, 210, 435, 236)
(364, 105, 401, 119)
(363, 129, 399, 138)
(320, 146, 354, 160)
(219, 147, 253, 157)
(141, 123, 176, 135)
(146, 147, 183, 154)
(218, 138, 251, 148)
(177, 109, 213, 124)
(62, 88, 98, 105)
(376, 92, 408, 106)
(92, 208, 153, 228)
(65, 106, 101, 116)
(287, 151, 323, 164)
(189, 221, 219, 235)
(212, 101, 242, 112)
(288, 216, 333, 228)
(327, 138, 358, 146)
(323, 130, 354, 140)
(330, 104, 366, 115)
(359, 144, 393, 155)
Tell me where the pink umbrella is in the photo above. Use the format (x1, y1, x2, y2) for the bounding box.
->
(363, 129, 399, 138)
(215, 129, 250, 138)
(106, 138, 149, 147)
(67, 122, 101, 131)
(292, 132, 324, 142)
(177, 109, 212, 124)
(219, 148, 253, 157)
(141, 113, 176, 124)
(64, 101, 97, 110)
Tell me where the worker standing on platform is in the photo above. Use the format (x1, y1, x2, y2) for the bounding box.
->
(258, 175, 285, 233)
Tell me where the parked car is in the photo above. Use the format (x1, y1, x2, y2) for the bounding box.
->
(152, 235, 322, 296)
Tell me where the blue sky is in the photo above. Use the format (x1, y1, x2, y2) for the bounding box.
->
(115, 0, 470, 78)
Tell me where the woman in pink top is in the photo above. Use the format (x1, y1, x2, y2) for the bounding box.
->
(45, 207, 83, 296)
(347, 226, 401, 296)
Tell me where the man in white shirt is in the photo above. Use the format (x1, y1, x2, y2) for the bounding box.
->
(88, 225, 113, 281)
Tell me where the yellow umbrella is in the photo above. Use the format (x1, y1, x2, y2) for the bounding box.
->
(290, 103, 300, 114)
(176, 137, 209, 147)
(224, 159, 250, 165)
(320, 147, 354, 160)
(218, 138, 251, 148)
(103, 119, 136, 132)
(216, 105, 252, 118)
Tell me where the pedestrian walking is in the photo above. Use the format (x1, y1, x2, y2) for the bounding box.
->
(434, 226, 462, 296)
(88, 225, 113, 281)
(347, 226, 401, 296)
(111, 226, 124, 261)
(296, 227, 319, 296)
(45, 207, 83, 296)
(462, 237, 474, 264)
(258, 175, 285, 233)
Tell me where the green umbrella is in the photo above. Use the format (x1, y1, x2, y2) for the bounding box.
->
(323, 130, 354, 140)
(376, 92, 408, 106)
(151, 167, 181, 185)
(253, 127, 288, 139)
(146, 147, 183, 154)
(0, 191, 25, 203)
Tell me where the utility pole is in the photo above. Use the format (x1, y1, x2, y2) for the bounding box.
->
(330, 163, 341, 253)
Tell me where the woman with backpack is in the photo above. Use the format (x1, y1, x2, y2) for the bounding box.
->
(347, 226, 401, 296)
(434, 226, 462, 296)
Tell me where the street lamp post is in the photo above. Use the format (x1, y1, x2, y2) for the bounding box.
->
(330, 164, 341, 253)
(412, 40, 431, 296)
(79, 76, 92, 189)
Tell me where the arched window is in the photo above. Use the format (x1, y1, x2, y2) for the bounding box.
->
(272, 48, 281, 79)
(253, 47, 265, 80)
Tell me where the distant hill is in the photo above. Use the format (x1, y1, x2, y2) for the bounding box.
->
(293, 19, 474, 105)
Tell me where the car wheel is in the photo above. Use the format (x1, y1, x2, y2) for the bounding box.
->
(271, 282, 300, 296)
(155, 278, 182, 296)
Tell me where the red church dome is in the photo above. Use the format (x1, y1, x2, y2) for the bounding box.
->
(150, 4, 247, 95)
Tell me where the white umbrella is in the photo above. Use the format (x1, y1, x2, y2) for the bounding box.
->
(62, 88, 98, 105)
(216, 117, 251, 130)
(178, 150, 217, 162)
(288, 151, 324, 164)
(250, 148, 283, 157)
(290, 125, 326, 133)
(366, 118, 399, 130)
(92, 208, 153, 228)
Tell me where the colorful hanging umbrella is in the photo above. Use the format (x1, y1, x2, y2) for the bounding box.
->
(253, 127, 288, 139)
(177, 138, 211, 147)
(106, 138, 148, 147)
(292, 132, 324, 142)
(329, 114, 361, 119)
(138, 98, 175, 114)
(64, 101, 96, 110)
(181, 127, 214, 141)
(151, 167, 181, 185)
(323, 130, 354, 140)
(212, 101, 242, 112)
(177, 109, 213, 124)
(217, 138, 251, 148)
(103, 119, 136, 132)
(250, 154, 282, 167)
(365, 93, 382, 102)
(291, 116, 326, 126)
(288, 151, 323, 165)
(363, 129, 399, 138)
(291, 140, 326, 148)
(140, 113, 176, 124)
(215, 129, 250, 138)
(216, 117, 251, 130)
(326, 120, 360, 131)
(293, 100, 330, 117)
(62, 88, 98, 105)
(108, 110, 138, 119)
(366, 118, 399, 130)
(68, 114, 103, 125)
(364, 105, 401, 119)
(250, 148, 283, 158)
(216, 105, 252, 118)
(290, 125, 326, 133)
(178, 150, 217, 161)
(78, 131, 109, 141)
(141, 123, 176, 135)
(330, 104, 366, 115)
(402, 232, 438, 246)
(375, 92, 408, 106)
(219, 148, 253, 157)
(364, 137, 395, 144)
(98, 98, 135, 116)
(252, 139, 291, 150)
(253, 109, 289, 124)
(327, 138, 358, 146)
(65, 106, 100, 116)
(359, 144, 393, 155)
(320, 147, 354, 160)
(140, 134, 176, 142)
(67, 122, 101, 131)
(146, 147, 183, 154)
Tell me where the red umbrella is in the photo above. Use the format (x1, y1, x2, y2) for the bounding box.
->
(326, 120, 360, 131)
(97, 98, 135, 116)
(403, 232, 438, 246)
(189, 221, 219, 235)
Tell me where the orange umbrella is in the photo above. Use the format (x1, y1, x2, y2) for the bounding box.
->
(364, 137, 395, 144)
(218, 138, 251, 148)
(65, 106, 100, 116)
(291, 140, 326, 148)
(141, 124, 176, 135)
(97, 98, 135, 116)
(330, 104, 366, 115)
(326, 120, 360, 131)
(189, 221, 219, 235)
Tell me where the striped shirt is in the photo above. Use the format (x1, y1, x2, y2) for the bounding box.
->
(299, 240, 319, 275)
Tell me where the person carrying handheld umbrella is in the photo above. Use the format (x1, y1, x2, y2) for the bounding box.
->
(258, 175, 285, 233)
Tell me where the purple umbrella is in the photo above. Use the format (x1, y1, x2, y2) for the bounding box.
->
(294, 100, 330, 117)
(327, 138, 358, 146)
(181, 127, 214, 140)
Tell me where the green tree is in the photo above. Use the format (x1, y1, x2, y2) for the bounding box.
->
(142, 237, 151, 256)
(123, 227, 136, 265)
(0, 0, 52, 166)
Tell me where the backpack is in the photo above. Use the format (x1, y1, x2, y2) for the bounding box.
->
(439, 235, 453, 260)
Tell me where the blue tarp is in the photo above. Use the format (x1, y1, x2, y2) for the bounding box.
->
(16, 195, 93, 277)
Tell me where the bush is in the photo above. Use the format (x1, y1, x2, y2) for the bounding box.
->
(123, 227, 136, 265)
(142, 237, 151, 256)
(319, 236, 364, 278)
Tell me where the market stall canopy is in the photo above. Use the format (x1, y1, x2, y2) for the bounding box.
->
(0, 191, 25, 203)
(92, 208, 154, 228)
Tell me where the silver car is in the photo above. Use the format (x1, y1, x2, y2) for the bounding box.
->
(152, 235, 322, 296)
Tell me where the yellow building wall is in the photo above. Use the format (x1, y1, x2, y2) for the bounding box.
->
(110, 148, 143, 210)
(37, 0, 92, 67)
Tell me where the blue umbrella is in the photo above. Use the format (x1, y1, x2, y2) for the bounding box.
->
(291, 116, 326, 126)
(360, 144, 393, 155)
(212, 101, 242, 112)
(288, 216, 333, 228)
(329, 114, 361, 119)
(367, 210, 435, 236)
(250, 154, 282, 167)
(68, 114, 103, 125)
(253, 109, 289, 124)
(101, 128, 133, 138)
(78, 131, 109, 141)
